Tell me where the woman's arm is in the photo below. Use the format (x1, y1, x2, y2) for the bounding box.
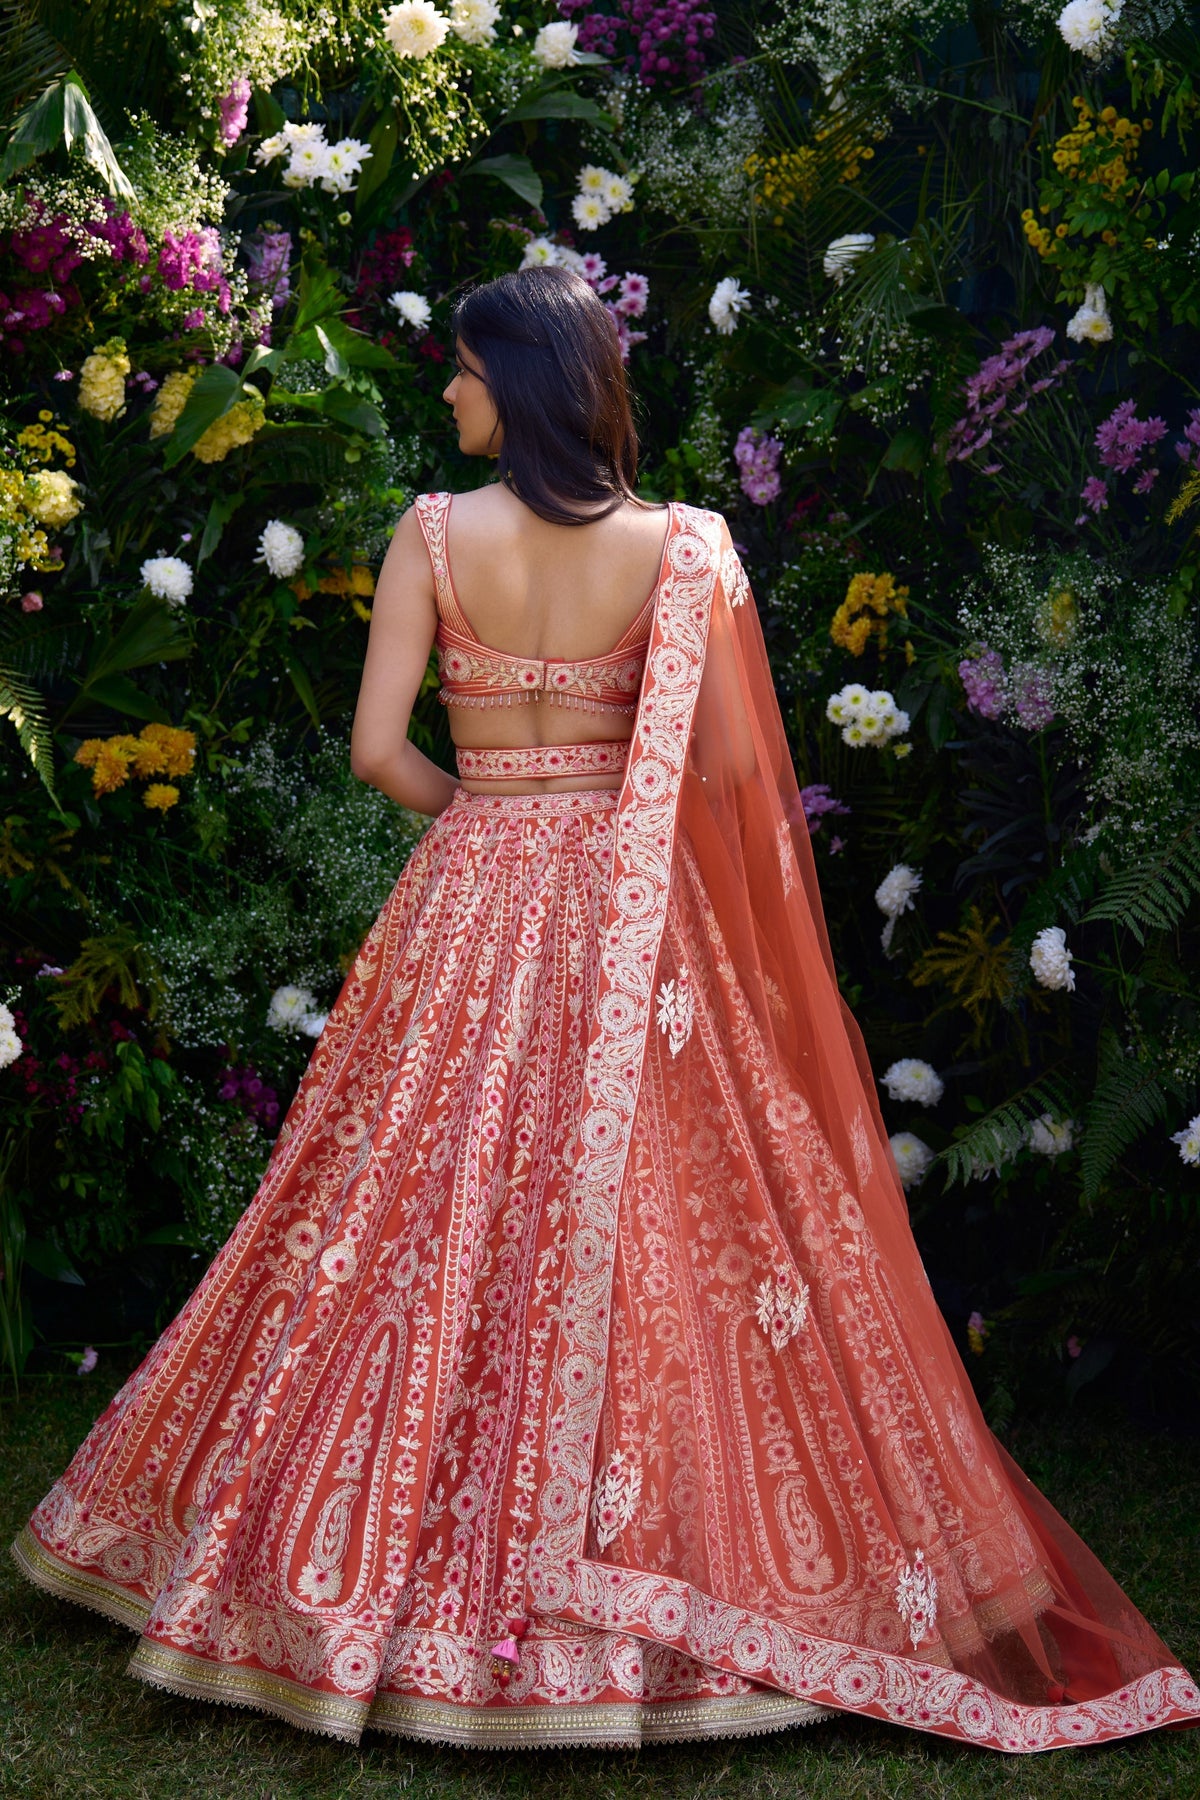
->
(350, 506, 460, 816)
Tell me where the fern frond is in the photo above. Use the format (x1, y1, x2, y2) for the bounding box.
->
(48, 925, 163, 1030)
(0, 660, 57, 802)
(935, 1075, 1073, 1190)
(909, 906, 1013, 1034)
(1082, 823, 1200, 945)
(1079, 1031, 1181, 1204)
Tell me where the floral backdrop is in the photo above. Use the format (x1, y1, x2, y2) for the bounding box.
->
(1, 0, 1197, 1421)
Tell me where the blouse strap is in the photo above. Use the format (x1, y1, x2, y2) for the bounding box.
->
(413, 492, 475, 636)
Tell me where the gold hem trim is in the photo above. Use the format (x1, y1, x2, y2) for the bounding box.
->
(129, 1641, 368, 1742)
(11, 1526, 152, 1633)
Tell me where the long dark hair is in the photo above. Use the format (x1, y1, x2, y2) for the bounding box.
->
(450, 266, 649, 526)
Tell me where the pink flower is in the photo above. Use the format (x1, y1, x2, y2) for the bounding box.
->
(958, 648, 1007, 720)
(77, 1346, 98, 1375)
(218, 76, 251, 146)
(1066, 1335, 1082, 1358)
(21, 591, 43, 613)
(1080, 476, 1108, 514)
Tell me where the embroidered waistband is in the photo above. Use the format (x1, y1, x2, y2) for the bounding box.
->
(456, 741, 631, 782)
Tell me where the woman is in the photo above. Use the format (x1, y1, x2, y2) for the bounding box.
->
(14, 268, 1199, 1753)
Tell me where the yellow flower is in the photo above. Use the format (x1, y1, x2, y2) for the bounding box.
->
(75, 737, 136, 796)
(1037, 588, 1078, 647)
(78, 338, 131, 423)
(191, 394, 265, 463)
(351, 597, 373, 623)
(149, 369, 199, 441)
(830, 571, 910, 655)
(892, 741, 913, 759)
(143, 783, 180, 812)
(23, 468, 82, 528)
(137, 722, 197, 778)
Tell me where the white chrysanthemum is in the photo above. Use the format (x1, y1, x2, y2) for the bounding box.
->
(256, 520, 305, 579)
(1030, 925, 1076, 992)
(890, 1131, 934, 1189)
(841, 683, 871, 715)
(256, 131, 288, 164)
(881, 1058, 945, 1107)
(0, 1026, 22, 1070)
(389, 289, 433, 329)
(320, 139, 371, 193)
(266, 984, 319, 1032)
(382, 0, 450, 58)
(823, 233, 876, 285)
(842, 722, 867, 746)
(282, 121, 327, 149)
(519, 236, 560, 269)
(876, 865, 922, 954)
(0, 1004, 15, 1033)
(532, 19, 579, 66)
(286, 140, 331, 185)
(1058, 0, 1120, 58)
(556, 246, 587, 274)
(571, 193, 611, 231)
(449, 0, 499, 44)
(603, 172, 634, 211)
(708, 276, 751, 335)
(1028, 1114, 1076, 1157)
(578, 163, 611, 195)
(857, 708, 883, 739)
(141, 555, 193, 606)
(300, 1011, 328, 1039)
(825, 693, 851, 725)
(1172, 1113, 1200, 1166)
(1066, 283, 1113, 344)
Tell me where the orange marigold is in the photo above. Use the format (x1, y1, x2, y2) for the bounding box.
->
(143, 783, 180, 812)
(830, 571, 910, 655)
(138, 722, 197, 778)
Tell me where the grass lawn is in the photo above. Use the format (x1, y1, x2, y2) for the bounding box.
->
(2, 1363, 1197, 1800)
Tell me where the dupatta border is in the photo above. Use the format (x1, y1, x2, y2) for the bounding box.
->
(529, 500, 722, 1593)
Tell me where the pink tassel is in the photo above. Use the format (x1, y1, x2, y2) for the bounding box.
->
(489, 1616, 529, 1687)
(490, 1634, 520, 1666)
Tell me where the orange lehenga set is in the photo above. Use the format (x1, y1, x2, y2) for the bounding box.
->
(14, 496, 1200, 1753)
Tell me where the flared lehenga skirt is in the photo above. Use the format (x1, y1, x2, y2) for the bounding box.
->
(12, 787, 831, 1746)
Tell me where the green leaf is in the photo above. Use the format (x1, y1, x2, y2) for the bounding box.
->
(161, 363, 245, 469)
(77, 673, 169, 723)
(242, 344, 284, 382)
(880, 427, 928, 475)
(62, 594, 189, 723)
(314, 323, 349, 380)
(465, 154, 543, 209)
(270, 387, 386, 437)
(23, 1237, 84, 1284)
(504, 90, 613, 125)
(253, 88, 285, 134)
(0, 661, 57, 801)
(139, 1222, 204, 1249)
(0, 71, 133, 197)
(354, 107, 397, 211)
(197, 493, 245, 567)
(284, 654, 320, 726)
(1082, 824, 1200, 945)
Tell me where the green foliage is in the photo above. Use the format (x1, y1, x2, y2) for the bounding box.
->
(1083, 823, 1200, 943)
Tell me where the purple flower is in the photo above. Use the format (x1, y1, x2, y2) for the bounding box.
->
(1080, 476, 1109, 514)
(1133, 467, 1159, 495)
(244, 228, 292, 312)
(1012, 663, 1055, 731)
(958, 648, 1007, 720)
(793, 783, 851, 834)
(1175, 407, 1200, 467)
(734, 425, 783, 506)
(946, 329, 1066, 468)
(218, 76, 251, 146)
(1095, 399, 1167, 473)
(77, 1346, 98, 1375)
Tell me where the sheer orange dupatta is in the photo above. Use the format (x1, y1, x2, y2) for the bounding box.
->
(528, 502, 1200, 1753)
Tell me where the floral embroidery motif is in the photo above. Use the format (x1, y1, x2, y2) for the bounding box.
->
(591, 1451, 643, 1551)
(456, 741, 629, 782)
(777, 818, 797, 896)
(754, 1266, 811, 1352)
(851, 1108, 873, 1190)
(895, 1548, 939, 1648)
(655, 966, 695, 1057)
(721, 544, 750, 609)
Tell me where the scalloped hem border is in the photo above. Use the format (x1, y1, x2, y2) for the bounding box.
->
(14, 1528, 833, 1748)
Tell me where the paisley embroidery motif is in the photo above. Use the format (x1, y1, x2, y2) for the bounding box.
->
(777, 818, 797, 896)
(721, 545, 750, 609)
(754, 1266, 811, 1352)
